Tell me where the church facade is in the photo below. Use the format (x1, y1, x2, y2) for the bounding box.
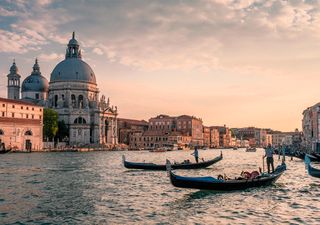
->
(5, 32, 118, 146)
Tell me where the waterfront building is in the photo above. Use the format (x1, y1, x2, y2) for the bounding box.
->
(117, 118, 148, 146)
(210, 127, 220, 148)
(0, 97, 43, 151)
(232, 127, 268, 147)
(203, 126, 211, 147)
(211, 125, 232, 148)
(266, 134, 273, 146)
(128, 114, 203, 149)
(176, 115, 203, 146)
(5, 32, 119, 146)
(302, 104, 320, 152)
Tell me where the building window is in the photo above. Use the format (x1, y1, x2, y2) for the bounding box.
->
(25, 130, 32, 136)
(26, 114, 29, 119)
(0, 129, 3, 135)
(74, 117, 87, 124)
(32, 107, 34, 111)
(12, 113, 14, 117)
(1, 112, 4, 117)
(2, 104, 5, 107)
(32, 115, 34, 119)
(35, 93, 39, 99)
(39, 115, 42, 120)
(26, 107, 29, 110)
(12, 105, 15, 108)
(21, 106, 23, 109)
(54, 95, 58, 107)
(40, 109, 42, 112)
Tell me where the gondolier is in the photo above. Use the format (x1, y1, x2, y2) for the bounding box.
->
(263, 144, 274, 174)
(191, 146, 199, 163)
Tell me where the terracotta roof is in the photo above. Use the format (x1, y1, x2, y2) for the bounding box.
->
(0, 97, 41, 107)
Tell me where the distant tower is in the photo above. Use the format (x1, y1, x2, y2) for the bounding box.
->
(7, 59, 21, 100)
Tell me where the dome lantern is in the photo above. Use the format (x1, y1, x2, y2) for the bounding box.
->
(66, 31, 81, 59)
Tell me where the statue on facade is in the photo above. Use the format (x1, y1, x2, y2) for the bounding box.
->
(99, 95, 107, 110)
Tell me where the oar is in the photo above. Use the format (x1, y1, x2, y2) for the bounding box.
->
(262, 157, 265, 173)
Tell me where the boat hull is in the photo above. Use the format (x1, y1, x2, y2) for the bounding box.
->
(169, 170, 284, 191)
(123, 154, 222, 171)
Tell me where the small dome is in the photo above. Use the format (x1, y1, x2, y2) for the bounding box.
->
(68, 31, 79, 46)
(22, 75, 49, 92)
(68, 38, 79, 46)
(50, 58, 96, 84)
(22, 59, 49, 92)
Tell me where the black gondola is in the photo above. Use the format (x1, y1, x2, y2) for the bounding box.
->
(0, 149, 11, 154)
(167, 161, 286, 191)
(305, 155, 320, 178)
(122, 153, 222, 171)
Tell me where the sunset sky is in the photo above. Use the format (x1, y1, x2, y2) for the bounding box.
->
(1, 0, 320, 131)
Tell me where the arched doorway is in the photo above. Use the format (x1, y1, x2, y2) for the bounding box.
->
(25, 130, 32, 151)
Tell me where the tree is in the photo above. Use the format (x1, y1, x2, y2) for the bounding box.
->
(43, 108, 58, 141)
(56, 120, 69, 141)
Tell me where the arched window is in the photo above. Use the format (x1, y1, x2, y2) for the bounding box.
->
(78, 95, 83, 108)
(25, 130, 32, 136)
(74, 117, 86, 124)
(71, 94, 76, 107)
(0, 129, 4, 135)
(54, 95, 58, 107)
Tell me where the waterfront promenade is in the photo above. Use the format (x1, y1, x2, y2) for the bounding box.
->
(1, 149, 319, 224)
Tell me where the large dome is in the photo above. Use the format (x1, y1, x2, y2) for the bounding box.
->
(50, 58, 96, 84)
(50, 32, 97, 84)
(22, 59, 49, 92)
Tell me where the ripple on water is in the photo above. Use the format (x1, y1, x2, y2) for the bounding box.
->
(1, 150, 320, 224)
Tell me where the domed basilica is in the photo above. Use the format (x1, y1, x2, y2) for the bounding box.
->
(6, 32, 118, 146)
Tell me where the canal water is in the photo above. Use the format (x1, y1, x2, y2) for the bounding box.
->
(1, 149, 320, 224)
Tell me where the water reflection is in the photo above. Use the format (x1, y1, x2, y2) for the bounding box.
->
(1, 149, 320, 224)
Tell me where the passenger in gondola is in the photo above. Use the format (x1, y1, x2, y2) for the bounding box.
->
(191, 146, 199, 163)
(263, 144, 274, 174)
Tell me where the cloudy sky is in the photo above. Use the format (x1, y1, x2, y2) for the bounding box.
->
(1, 0, 320, 131)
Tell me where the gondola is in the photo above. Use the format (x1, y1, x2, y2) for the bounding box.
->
(305, 155, 320, 178)
(122, 152, 222, 171)
(0, 149, 11, 154)
(167, 161, 286, 191)
(246, 147, 256, 152)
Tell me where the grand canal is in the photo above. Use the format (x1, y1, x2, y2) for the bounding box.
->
(1, 149, 320, 224)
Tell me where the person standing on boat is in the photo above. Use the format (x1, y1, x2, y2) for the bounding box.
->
(191, 146, 199, 163)
(263, 144, 274, 173)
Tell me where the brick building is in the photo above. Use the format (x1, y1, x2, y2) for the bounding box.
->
(0, 97, 43, 151)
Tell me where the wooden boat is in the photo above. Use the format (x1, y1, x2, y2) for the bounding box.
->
(167, 161, 286, 191)
(149, 148, 167, 152)
(122, 152, 223, 171)
(0, 143, 11, 154)
(305, 155, 320, 178)
(246, 147, 256, 152)
(0, 149, 11, 154)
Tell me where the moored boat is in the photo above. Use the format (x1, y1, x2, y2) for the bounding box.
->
(246, 147, 256, 152)
(123, 152, 223, 171)
(167, 162, 285, 191)
(305, 155, 320, 178)
(0, 149, 11, 154)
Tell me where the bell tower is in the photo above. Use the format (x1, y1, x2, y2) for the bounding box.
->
(7, 59, 21, 100)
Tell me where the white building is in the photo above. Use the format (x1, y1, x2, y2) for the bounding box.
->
(6, 32, 118, 147)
